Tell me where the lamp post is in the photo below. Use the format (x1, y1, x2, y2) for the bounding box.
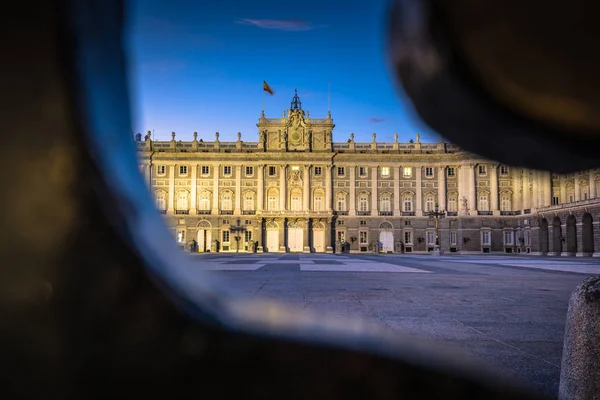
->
(230, 218, 247, 253)
(428, 203, 446, 255)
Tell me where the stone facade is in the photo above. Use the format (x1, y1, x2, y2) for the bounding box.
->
(136, 92, 600, 256)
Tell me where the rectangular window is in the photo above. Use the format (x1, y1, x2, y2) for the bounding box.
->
(447, 167, 455, 177)
(503, 231, 513, 245)
(448, 197, 457, 212)
(176, 229, 186, 244)
(478, 165, 487, 175)
(552, 196, 559, 205)
(360, 220, 367, 226)
(359, 167, 367, 177)
(425, 167, 433, 177)
(359, 196, 369, 212)
(244, 231, 252, 242)
(336, 196, 346, 211)
(404, 231, 413, 244)
(314, 166, 322, 176)
(223, 166, 232, 175)
(179, 165, 188, 175)
(380, 196, 391, 211)
(403, 167, 412, 178)
(338, 220, 344, 226)
(427, 231, 435, 245)
(222, 230, 230, 243)
(524, 231, 530, 246)
(267, 196, 277, 210)
(157, 165, 166, 175)
(222, 219, 230, 225)
(337, 231, 345, 242)
(269, 166, 276, 176)
(404, 220, 411, 226)
(337, 167, 345, 176)
(482, 231, 491, 245)
(359, 231, 368, 244)
(245, 166, 253, 176)
(403, 196, 412, 212)
(244, 195, 254, 210)
(500, 165, 509, 175)
(450, 231, 457, 245)
(381, 167, 390, 177)
(201, 165, 209, 175)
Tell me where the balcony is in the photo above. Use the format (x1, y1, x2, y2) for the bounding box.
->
(220, 210, 234, 215)
(477, 211, 493, 216)
(357, 211, 370, 216)
(175, 210, 189, 215)
(446, 212, 457, 217)
(379, 211, 393, 216)
(197, 210, 211, 215)
(500, 211, 520, 216)
(401, 211, 415, 216)
(158, 209, 167, 214)
(242, 210, 256, 215)
(523, 209, 531, 214)
(537, 197, 600, 213)
(336, 211, 349, 216)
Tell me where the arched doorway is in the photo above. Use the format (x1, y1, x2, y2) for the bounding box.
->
(379, 221, 394, 253)
(313, 222, 325, 252)
(552, 217, 562, 255)
(196, 220, 212, 252)
(566, 215, 577, 254)
(582, 213, 594, 255)
(266, 221, 279, 252)
(539, 218, 549, 254)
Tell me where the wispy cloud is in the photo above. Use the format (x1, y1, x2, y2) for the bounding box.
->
(236, 18, 321, 31)
(369, 117, 386, 123)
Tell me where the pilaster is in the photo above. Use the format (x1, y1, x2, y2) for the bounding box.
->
(212, 164, 219, 214)
(371, 166, 378, 216)
(325, 165, 332, 211)
(590, 171, 596, 199)
(349, 166, 356, 216)
(467, 164, 476, 216)
(416, 166, 422, 216)
(168, 165, 175, 213)
(280, 164, 287, 210)
(257, 165, 264, 211)
(575, 175, 581, 201)
(190, 164, 197, 214)
(438, 165, 446, 211)
(303, 165, 310, 211)
(393, 166, 401, 214)
(490, 163, 499, 215)
(234, 165, 241, 214)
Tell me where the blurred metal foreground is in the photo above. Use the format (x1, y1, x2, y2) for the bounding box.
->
(0, 1, 542, 399)
(388, 0, 600, 173)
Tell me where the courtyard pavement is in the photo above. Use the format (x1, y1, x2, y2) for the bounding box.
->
(186, 252, 600, 398)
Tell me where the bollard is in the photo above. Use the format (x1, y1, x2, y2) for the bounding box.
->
(559, 276, 600, 399)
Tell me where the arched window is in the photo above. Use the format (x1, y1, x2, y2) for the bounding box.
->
(291, 188, 302, 211)
(358, 193, 369, 212)
(403, 193, 413, 212)
(221, 191, 233, 211)
(155, 190, 166, 211)
(478, 193, 489, 211)
(581, 184, 590, 200)
(198, 191, 211, 211)
(243, 192, 255, 211)
(267, 188, 278, 210)
(380, 193, 391, 212)
(425, 194, 435, 212)
(500, 193, 512, 211)
(176, 191, 189, 211)
(313, 189, 324, 211)
(336, 192, 347, 212)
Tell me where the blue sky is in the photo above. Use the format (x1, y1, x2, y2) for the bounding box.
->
(126, 0, 440, 143)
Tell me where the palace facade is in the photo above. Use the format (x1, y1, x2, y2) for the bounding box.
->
(136, 91, 600, 256)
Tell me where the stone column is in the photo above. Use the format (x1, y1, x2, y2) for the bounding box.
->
(190, 164, 197, 214)
(234, 165, 242, 214)
(575, 175, 581, 201)
(255, 218, 264, 252)
(303, 219, 311, 253)
(371, 166, 378, 216)
(394, 166, 401, 215)
(349, 166, 356, 216)
(280, 164, 287, 210)
(590, 171, 596, 199)
(326, 220, 333, 253)
(458, 165, 466, 211)
(490, 164, 499, 214)
(168, 165, 175, 213)
(468, 164, 476, 215)
(212, 164, 219, 214)
(257, 165, 264, 211)
(438, 165, 446, 211)
(560, 177, 566, 204)
(416, 166, 422, 216)
(523, 170, 530, 210)
(325, 165, 332, 211)
(303, 165, 310, 211)
(279, 218, 287, 252)
(512, 169, 521, 211)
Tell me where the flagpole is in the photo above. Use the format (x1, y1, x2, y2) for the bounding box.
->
(262, 82, 264, 113)
(327, 79, 331, 115)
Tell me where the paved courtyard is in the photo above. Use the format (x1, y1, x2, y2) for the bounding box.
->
(187, 253, 600, 398)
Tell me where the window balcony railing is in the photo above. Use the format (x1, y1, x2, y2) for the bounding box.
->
(220, 210, 234, 215)
(336, 211, 349, 216)
(158, 209, 167, 214)
(357, 211, 370, 216)
(175, 209, 189, 215)
(500, 210, 520, 216)
(242, 210, 256, 215)
(446, 211, 457, 217)
(477, 211, 493, 216)
(401, 211, 415, 216)
(523, 209, 531, 214)
(379, 211, 393, 216)
(197, 210, 211, 215)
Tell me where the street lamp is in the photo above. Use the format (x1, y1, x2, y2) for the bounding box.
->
(230, 218, 247, 253)
(427, 203, 446, 254)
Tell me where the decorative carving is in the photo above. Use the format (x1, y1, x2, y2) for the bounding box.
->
(461, 196, 469, 211)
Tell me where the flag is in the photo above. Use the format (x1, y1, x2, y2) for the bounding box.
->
(263, 81, 274, 95)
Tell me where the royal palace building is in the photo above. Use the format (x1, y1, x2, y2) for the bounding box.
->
(136, 91, 600, 256)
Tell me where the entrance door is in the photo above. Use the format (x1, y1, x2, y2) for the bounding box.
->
(380, 231, 393, 253)
(197, 229, 211, 252)
(314, 230, 325, 252)
(266, 230, 279, 252)
(288, 228, 303, 252)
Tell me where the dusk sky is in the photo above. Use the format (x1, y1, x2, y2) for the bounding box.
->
(126, 0, 441, 143)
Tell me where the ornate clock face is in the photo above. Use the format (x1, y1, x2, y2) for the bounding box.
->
(290, 128, 302, 145)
